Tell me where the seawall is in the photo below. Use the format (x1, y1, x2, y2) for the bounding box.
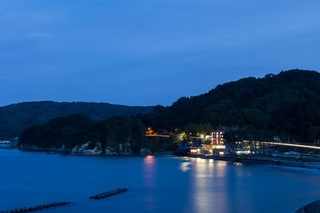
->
(185, 154, 320, 169)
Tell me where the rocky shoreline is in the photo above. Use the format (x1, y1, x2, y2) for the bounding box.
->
(294, 200, 320, 213)
(17, 146, 320, 169)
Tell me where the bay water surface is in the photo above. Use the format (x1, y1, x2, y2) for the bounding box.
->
(1, 149, 320, 213)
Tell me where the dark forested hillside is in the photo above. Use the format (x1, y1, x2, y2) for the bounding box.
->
(13, 69, 320, 148)
(18, 114, 148, 152)
(142, 70, 320, 143)
(0, 101, 153, 138)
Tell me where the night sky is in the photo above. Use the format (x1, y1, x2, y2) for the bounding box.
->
(1, 0, 320, 107)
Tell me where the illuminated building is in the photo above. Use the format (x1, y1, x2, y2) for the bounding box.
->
(211, 130, 225, 145)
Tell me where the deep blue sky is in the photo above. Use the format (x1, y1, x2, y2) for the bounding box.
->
(1, 0, 320, 107)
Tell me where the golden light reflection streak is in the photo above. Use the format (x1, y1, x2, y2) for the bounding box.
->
(143, 155, 156, 210)
(192, 158, 230, 213)
(262, 142, 320, 150)
(143, 155, 156, 187)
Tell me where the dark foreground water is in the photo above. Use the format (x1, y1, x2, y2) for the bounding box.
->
(1, 149, 320, 213)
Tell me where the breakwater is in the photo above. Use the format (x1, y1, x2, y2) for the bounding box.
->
(1, 187, 128, 212)
(186, 154, 320, 169)
(0, 201, 70, 213)
(89, 188, 128, 200)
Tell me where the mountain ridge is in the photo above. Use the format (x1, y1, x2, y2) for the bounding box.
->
(0, 101, 154, 138)
(2, 69, 320, 144)
(143, 69, 320, 143)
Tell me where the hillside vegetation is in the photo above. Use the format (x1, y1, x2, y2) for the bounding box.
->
(17, 69, 320, 152)
(142, 69, 320, 143)
(0, 101, 153, 138)
(18, 114, 176, 153)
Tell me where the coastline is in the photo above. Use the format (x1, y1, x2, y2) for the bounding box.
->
(185, 153, 320, 169)
(3, 148, 320, 212)
(294, 200, 320, 213)
(14, 147, 320, 170)
(185, 153, 320, 212)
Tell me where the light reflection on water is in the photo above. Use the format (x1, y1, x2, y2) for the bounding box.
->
(177, 157, 320, 213)
(142, 155, 157, 211)
(179, 161, 192, 172)
(143, 155, 156, 187)
(2, 150, 320, 213)
(185, 158, 230, 213)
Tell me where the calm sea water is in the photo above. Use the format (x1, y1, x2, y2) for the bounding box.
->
(1, 149, 320, 213)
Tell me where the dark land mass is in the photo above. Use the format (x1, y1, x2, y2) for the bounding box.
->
(0, 101, 153, 138)
(8, 69, 320, 213)
(17, 69, 320, 154)
(295, 200, 320, 213)
(142, 69, 320, 144)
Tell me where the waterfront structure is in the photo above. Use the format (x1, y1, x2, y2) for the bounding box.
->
(211, 130, 225, 145)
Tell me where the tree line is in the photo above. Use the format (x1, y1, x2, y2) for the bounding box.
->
(0, 101, 153, 138)
(18, 114, 178, 153)
(139, 69, 320, 144)
(18, 70, 320, 151)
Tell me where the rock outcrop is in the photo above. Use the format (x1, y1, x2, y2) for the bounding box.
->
(295, 200, 320, 213)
